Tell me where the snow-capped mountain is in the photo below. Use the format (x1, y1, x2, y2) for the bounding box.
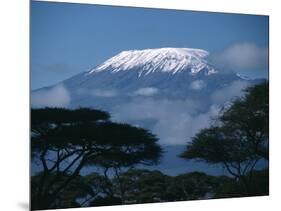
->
(33, 47, 261, 115)
(58, 48, 245, 109)
(88, 48, 217, 76)
(32, 47, 264, 175)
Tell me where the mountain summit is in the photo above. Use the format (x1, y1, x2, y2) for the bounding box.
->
(88, 48, 217, 76)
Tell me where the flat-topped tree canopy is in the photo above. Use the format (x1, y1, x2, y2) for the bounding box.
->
(31, 108, 162, 164)
(83, 122, 162, 167)
(32, 120, 162, 166)
(31, 107, 110, 125)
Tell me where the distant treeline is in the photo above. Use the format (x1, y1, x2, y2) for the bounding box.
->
(31, 82, 269, 210)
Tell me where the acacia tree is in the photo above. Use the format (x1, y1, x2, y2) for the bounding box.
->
(31, 108, 162, 210)
(180, 82, 269, 195)
(84, 123, 162, 204)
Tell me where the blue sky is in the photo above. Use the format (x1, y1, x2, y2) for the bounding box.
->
(31, 1, 269, 89)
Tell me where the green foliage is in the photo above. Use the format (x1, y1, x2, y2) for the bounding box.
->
(89, 196, 122, 207)
(109, 169, 238, 204)
(113, 168, 168, 204)
(213, 168, 269, 198)
(166, 172, 217, 201)
(220, 82, 269, 159)
(180, 82, 269, 195)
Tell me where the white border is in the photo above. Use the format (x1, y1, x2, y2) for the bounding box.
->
(1, 0, 280, 211)
(37, 0, 272, 15)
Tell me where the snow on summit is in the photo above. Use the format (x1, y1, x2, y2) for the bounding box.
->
(88, 48, 217, 76)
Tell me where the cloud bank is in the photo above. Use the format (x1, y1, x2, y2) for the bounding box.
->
(112, 98, 220, 145)
(31, 84, 71, 108)
(211, 43, 268, 74)
(190, 80, 206, 90)
(133, 87, 159, 96)
(76, 88, 118, 97)
(90, 89, 118, 97)
(111, 80, 250, 145)
(211, 80, 249, 104)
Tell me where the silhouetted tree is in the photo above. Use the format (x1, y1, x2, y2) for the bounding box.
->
(85, 123, 163, 204)
(31, 107, 162, 210)
(31, 172, 90, 209)
(212, 168, 269, 198)
(180, 82, 269, 195)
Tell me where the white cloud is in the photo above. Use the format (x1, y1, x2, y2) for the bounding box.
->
(77, 88, 118, 97)
(112, 98, 219, 145)
(31, 84, 71, 108)
(133, 87, 159, 96)
(91, 89, 118, 97)
(153, 104, 220, 145)
(212, 43, 268, 72)
(111, 80, 252, 145)
(190, 80, 206, 90)
(211, 80, 249, 104)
